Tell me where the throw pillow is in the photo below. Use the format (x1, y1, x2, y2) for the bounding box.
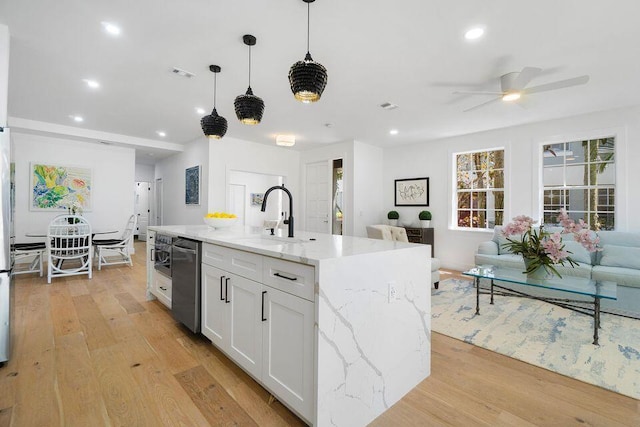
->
(562, 240, 593, 265)
(599, 244, 640, 270)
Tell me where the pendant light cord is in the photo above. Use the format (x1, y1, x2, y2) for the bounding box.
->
(213, 72, 217, 108)
(248, 44, 252, 88)
(306, 1, 310, 54)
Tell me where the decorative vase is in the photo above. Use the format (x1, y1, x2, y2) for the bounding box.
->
(389, 219, 398, 226)
(420, 220, 431, 228)
(524, 259, 552, 280)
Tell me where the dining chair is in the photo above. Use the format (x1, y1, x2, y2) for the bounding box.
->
(12, 242, 46, 277)
(46, 215, 92, 284)
(93, 214, 137, 270)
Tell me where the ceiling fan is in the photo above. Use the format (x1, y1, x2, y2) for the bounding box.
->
(455, 67, 590, 112)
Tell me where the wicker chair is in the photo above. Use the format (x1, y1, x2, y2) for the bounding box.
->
(93, 215, 137, 270)
(46, 215, 92, 283)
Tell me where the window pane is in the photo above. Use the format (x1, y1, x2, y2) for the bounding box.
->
(596, 137, 615, 162)
(597, 212, 615, 231)
(543, 166, 564, 187)
(543, 143, 565, 166)
(472, 211, 486, 229)
(489, 150, 504, 169)
(487, 169, 504, 188)
(566, 164, 587, 186)
(567, 189, 588, 212)
(457, 171, 472, 189)
(471, 171, 486, 189)
(472, 191, 486, 209)
(458, 192, 470, 209)
(458, 211, 471, 227)
(457, 153, 472, 172)
(595, 162, 615, 185)
(494, 210, 504, 226)
(567, 140, 587, 163)
(490, 190, 504, 210)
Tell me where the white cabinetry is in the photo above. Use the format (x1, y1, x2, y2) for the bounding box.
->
(147, 230, 171, 308)
(201, 243, 314, 423)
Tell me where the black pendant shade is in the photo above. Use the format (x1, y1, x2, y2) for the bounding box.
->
(235, 34, 264, 125)
(289, 52, 328, 103)
(289, 0, 328, 103)
(201, 108, 228, 140)
(201, 65, 228, 139)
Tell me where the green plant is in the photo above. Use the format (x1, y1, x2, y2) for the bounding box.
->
(418, 210, 432, 220)
(387, 210, 399, 220)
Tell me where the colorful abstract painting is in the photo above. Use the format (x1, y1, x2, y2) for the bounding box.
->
(31, 163, 92, 211)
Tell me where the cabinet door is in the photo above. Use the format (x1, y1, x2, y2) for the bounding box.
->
(262, 287, 314, 421)
(201, 264, 229, 349)
(227, 275, 264, 379)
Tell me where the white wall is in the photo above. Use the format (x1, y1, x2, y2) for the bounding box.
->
(0, 24, 9, 126)
(352, 141, 384, 237)
(299, 141, 353, 235)
(228, 170, 281, 227)
(207, 137, 300, 228)
(13, 132, 135, 243)
(135, 163, 154, 182)
(155, 138, 209, 225)
(383, 105, 640, 271)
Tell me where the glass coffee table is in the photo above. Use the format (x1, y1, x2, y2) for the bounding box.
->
(463, 266, 617, 345)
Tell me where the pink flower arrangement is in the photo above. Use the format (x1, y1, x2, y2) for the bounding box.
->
(501, 209, 600, 278)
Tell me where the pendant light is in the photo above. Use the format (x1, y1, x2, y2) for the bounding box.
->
(234, 34, 265, 125)
(201, 65, 228, 139)
(288, 0, 328, 103)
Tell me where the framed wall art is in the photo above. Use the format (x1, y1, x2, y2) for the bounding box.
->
(185, 165, 200, 205)
(31, 163, 93, 211)
(250, 193, 264, 206)
(394, 177, 429, 206)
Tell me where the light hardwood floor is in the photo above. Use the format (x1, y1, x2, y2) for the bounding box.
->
(0, 244, 638, 426)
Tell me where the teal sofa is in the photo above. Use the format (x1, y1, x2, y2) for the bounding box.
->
(475, 226, 640, 316)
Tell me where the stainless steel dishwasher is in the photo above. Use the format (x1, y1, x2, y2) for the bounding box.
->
(171, 237, 201, 333)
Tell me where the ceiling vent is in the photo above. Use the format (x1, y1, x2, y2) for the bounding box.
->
(380, 102, 398, 110)
(172, 67, 195, 78)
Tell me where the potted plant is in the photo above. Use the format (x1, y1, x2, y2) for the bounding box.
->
(418, 210, 432, 228)
(387, 210, 399, 226)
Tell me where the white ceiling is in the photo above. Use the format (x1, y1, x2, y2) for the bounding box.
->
(2, 1, 640, 161)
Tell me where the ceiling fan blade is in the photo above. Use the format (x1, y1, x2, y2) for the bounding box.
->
(463, 97, 502, 112)
(524, 75, 590, 94)
(453, 90, 504, 95)
(512, 67, 542, 90)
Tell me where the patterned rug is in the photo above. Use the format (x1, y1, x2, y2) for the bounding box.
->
(431, 278, 640, 399)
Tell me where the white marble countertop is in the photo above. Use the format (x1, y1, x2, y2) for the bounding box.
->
(148, 225, 420, 266)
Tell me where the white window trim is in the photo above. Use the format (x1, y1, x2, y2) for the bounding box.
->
(449, 145, 509, 232)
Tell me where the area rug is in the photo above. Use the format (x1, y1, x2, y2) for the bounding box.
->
(431, 278, 640, 399)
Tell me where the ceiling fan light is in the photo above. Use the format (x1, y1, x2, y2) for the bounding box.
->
(502, 91, 521, 102)
(201, 108, 228, 139)
(234, 87, 265, 125)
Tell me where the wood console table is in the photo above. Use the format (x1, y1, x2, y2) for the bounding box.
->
(404, 227, 434, 257)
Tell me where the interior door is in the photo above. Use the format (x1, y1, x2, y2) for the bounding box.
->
(228, 184, 246, 226)
(155, 178, 163, 226)
(305, 161, 330, 233)
(135, 181, 151, 239)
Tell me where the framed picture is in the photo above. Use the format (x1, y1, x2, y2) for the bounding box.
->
(185, 165, 200, 205)
(31, 163, 93, 211)
(395, 177, 429, 206)
(250, 193, 264, 206)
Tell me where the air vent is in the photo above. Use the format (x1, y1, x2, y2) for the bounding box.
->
(172, 67, 195, 78)
(380, 102, 398, 110)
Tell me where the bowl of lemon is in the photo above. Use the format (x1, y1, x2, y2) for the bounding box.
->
(204, 212, 238, 229)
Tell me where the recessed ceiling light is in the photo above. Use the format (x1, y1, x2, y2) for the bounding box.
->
(148, 153, 155, 157)
(502, 92, 521, 102)
(324, 123, 333, 128)
(83, 79, 100, 89)
(101, 22, 121, 36)
(156, 131, 166, 137)
(464, 27, 485, 40)
(389, 129, 399, 135)
(70, 115, 84, 122)
(196, 107, 206, 115)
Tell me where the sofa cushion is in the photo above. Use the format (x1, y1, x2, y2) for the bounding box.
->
(475, 253, 525, 270)
(562, 240, 593, 265)
(493, 226, 520, 255)
(592, 265, 640, 289)
(599, 244, 640, 270)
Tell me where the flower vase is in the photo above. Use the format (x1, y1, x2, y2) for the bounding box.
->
(524, 259, 552, 280)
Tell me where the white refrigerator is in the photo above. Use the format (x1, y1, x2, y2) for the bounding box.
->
(0, 126, 13, 365)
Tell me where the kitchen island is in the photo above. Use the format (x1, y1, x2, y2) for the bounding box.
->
(147, 225, 431, 426)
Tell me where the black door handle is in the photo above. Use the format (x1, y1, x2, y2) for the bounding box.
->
(220, 275, 225, 301)
(274, 272, 297, 281)
(225, 277, 230, 303)
(261, 291, 267, 321)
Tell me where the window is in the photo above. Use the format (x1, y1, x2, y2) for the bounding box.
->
(542, 137, 615, 230)
(455, 149, 504, 229)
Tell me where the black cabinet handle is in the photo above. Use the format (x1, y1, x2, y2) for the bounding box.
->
(261, 291, 267, 321)
(159, 286, 167, 291)
(225, 277, 230, 303)
(219, 275, 225, 301)
(274, 272, 297, 281)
